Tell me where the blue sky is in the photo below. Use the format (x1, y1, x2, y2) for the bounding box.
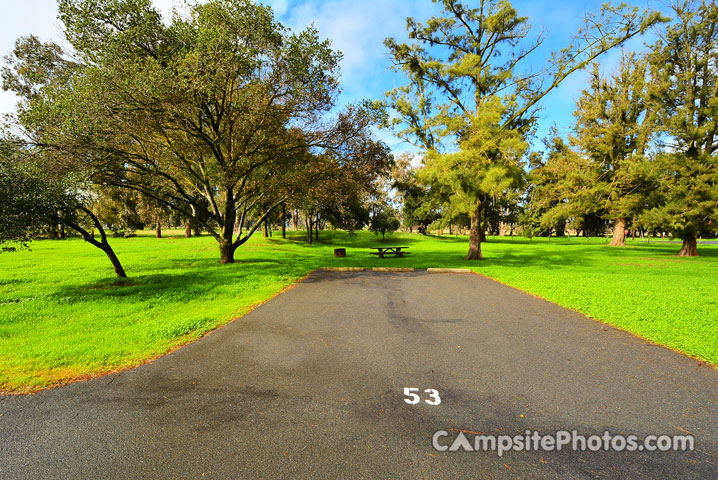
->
(0, 0, 669, 155)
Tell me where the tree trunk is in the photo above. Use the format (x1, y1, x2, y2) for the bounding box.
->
(219, 240, 236, 263)
(632, 216, 636, 240)
(101, 243, 127, 278)
(155, 220, 162, 238)
(676, 236, 698, 257)
(499, 221, 510, 236)
(57, 223, 66, 239)
(263, 219, 268, 237)
(609, 218, 626, 247)
(315, 217, 319, 240)
(282, 203, 286, 239)
(63, 207, 127, 277)
(306, 216, 313, 244)
(466, 204, 484, 260)
(185, 218, 192, 238)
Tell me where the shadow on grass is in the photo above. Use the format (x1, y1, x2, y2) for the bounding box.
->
(47, 232, 717, 304)
(51, 255, 322, 304)
(623, 243, 718, 258)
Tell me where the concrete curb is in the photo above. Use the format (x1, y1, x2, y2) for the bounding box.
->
(322, 267, 365, 272)
(427, 268, 472, 273)
(371, 267, 415, 272)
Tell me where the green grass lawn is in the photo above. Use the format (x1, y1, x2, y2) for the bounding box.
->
(1, 229, 716, 393)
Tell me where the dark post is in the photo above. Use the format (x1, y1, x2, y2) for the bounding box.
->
(282, 202, 286, 239)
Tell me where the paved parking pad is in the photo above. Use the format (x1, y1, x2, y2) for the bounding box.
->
(1, 271, 715, 479)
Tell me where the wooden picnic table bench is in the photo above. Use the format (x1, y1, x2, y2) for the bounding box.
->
(369, 246, 410, 258)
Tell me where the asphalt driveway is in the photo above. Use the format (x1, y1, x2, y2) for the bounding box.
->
(0, 271, 716, 479)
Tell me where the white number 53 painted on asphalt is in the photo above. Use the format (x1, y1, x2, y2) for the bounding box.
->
(403, 387, 441, 405)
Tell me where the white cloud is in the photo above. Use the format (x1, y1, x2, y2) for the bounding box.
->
(0, 0, 187, 115)
(264, 0, 289, 17)
(0, 0, 59, 115)
(152, 0, 187, 22)
(275, 0, 438, 103)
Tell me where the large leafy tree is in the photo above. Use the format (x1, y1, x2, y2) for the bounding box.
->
(11, 0, 384, 264)
(418, 103, 527, 257)
(0, 138, 128, 276)
(384, 0, 664, 259)
(644, 0, 718, 256)
(0, 140, 60, 253)
(1, 36, 129, 276)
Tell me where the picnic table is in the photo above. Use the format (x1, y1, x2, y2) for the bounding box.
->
(369, 246, 410, 258)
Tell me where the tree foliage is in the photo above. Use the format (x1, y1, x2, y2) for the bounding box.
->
(8, 0, 387, 264)
(0, 139, 61, 252)
(535, 54, 658, 245)
(384, 0, 663, 259)
(643, 0, 718, 255)
(369, 207, 400, 239)
(0, 137, 128, 276)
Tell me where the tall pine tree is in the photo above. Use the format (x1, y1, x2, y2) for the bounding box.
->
(384, 0, 663, 259)
(571, 53, 657, 246)
(644, 0, 718, 256)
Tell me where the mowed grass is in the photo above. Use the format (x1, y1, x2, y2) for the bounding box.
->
(1, 229, 716, 392)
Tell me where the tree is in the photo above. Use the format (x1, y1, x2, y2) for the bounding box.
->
(0, 142, 58, 252)
(135, 195, 171, 239)
(384, 0, 664, 259)
(1, 34, 129, 276)
(10, 0, 383, 264)
(321, 195, 371, 236)
(0, 138, 127, 276)
(418, 101, 528, 258)
(370, 207, 400, 239)
(528, 133, 593, 237)
(390, 153, 437, 234)
(289, 117, 392, 242)
(1, 35, 77, 107)
(91, 186, 144, 238)
(395, 177, 441, 234)
(644, 0, 718, 256)
(571, 54, 657, 246)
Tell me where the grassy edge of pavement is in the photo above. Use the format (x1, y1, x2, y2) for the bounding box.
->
(1, 230, 715, 393)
